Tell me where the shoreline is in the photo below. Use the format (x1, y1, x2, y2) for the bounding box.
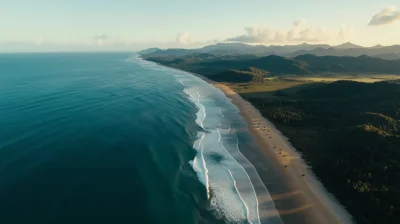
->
(213, 82, 353, 224)
(141, 58, 353, 223)
(177, 71, 353, 223)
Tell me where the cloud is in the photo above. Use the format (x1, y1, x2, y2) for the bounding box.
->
(287, 20, 329, 42)
(175, 32, 219, 47)
(0, 32, 219, 52)
(226, 21, 350, 44)
(226, 26, 281, 43)
(369, 6, 400, 26)
(36, 37, 44, 45)
(176, 32, 193, 45)
(92, 34, 109, 45)
(92, 34, 109, 39)
(339, 25, 354, 39)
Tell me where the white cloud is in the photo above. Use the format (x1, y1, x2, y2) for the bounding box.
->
(339, 25, 354, 39)
(227, 26, 278, 43)
(369, 6, 400, 26)
(0, 32, 218, 52)
(36, 37, 44, 45)
(226, 21, 351, 44)
(287, 20, 329, 42)
(92, 34, 109, 46)
(175, 32, 219, 47)
(176, 32, 192, 45)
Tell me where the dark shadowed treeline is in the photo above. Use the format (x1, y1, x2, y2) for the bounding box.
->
(142, 50, 400, 223)
(244, 81, 400, 224)
(143, 53, 400, 82)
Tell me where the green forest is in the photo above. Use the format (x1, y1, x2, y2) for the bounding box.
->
(236, 80, 400, 224)
(141, 51, 400, 224)
(143, 53, 400, 81)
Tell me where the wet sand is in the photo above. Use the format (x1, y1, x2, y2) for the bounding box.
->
(141, 59, 353, 223)
(213, 83, 354, 224)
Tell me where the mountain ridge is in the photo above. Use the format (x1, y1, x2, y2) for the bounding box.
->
(143, 52, 400, 82)
(139, 42, 400, 60)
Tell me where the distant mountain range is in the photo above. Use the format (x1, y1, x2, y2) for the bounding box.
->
(139, 42, 400, 60)
(142, 51, 400, 82)
(333, 42, 363, 49)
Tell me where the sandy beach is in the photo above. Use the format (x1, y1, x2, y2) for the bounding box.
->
(213, 82, 354, 224)
(145, 60, 354, 223)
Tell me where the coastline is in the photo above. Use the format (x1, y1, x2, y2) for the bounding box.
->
(140, 58, 353, 223)
(213, 82, 353, 224)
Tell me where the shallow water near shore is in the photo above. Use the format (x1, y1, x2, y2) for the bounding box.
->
(0, 52, 281, 223)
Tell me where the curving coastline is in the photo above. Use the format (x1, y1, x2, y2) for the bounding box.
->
(141, 56, 353, 223)
(213, 83, 354, 224)
(163, 61, 282, 223)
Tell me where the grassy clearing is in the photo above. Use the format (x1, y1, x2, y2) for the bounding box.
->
(230, 75, 400, 99)
(229, 79, 316, 100)
(230, 79, 400, 224)
(230, 80, 307, 92)
(264, 74, 400, 83)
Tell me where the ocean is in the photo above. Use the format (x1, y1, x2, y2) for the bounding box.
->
(0, 53, 281, 224)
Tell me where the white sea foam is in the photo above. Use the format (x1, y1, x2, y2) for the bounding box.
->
(180, 84, 265, 223)
(225, 168, 252, 224)
(135, 56, 283, 224)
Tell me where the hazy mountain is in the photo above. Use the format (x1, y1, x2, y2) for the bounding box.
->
(199, 43, 258, 53)
(294, 54, 400, 73)
(287, 47, 339, 57)
(137, 48, 161, 55)
(201, 43, 274, 56)
(372, 53, 400, 60)
(140, 43, 400, 60)
(140, 48, 197, 57)
(333, 42, 363, 49)
(288, 45, 400, 60)
(145, 53, 400, 78)
(369, 44, 384, 49)
(211, 67, 268, 82)
(140, 43, 330, 57)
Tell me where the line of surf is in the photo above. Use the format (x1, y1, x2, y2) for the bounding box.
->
(225, 167, 253, 224)
(187, 89, 210, 199)
(215, 127, 260, 224)
(134, 55, 282, 224)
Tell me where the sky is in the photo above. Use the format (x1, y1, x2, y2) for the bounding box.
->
(1, 0, 400, 52)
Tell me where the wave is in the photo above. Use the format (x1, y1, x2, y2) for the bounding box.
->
(215, 126, 261, 224)
(134, 56, 282, 224)
(225, 167, 252, 224)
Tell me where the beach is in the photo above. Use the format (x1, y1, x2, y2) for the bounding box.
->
(213, 82, 354, 224)
(142, 59, 354, 223)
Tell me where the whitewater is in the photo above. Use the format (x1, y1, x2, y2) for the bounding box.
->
(136, 56, 283, 224)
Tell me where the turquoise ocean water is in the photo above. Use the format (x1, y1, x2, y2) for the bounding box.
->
(0, 53, 281, 224)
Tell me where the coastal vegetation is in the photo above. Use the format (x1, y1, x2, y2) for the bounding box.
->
(143, 53, 400, 79)
(211, 67, 267, 83)
(230, 80, 400, 224)
(140, 42, 400, 60)
(140, 48, 400, 223)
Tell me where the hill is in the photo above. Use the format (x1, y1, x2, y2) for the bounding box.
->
(137, 48, 161, 55)
(333, 42, 363, 49)
(289, 45, 400, 60)
(140, 42, 330, 57)
(294, 54, 400, 73)
(231, 80, 400, 224)
(139, 42, 400, 60)
(211, 67, 268, 83)
(143, 53, 400, 82)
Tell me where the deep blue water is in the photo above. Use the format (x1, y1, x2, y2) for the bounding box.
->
(0, 53, 281, 224)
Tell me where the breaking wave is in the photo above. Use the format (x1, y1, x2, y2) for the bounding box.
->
(135, 55, 283, 224)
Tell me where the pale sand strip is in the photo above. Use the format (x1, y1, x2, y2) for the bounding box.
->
(142, 58, 353, 223)
(213, 83, 354, 224)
